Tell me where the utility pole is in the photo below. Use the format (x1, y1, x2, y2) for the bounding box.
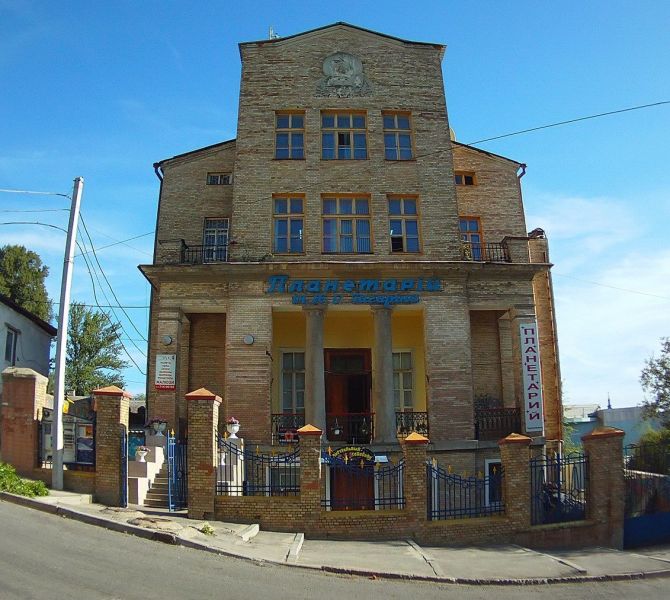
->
(52, 177, 84, 490)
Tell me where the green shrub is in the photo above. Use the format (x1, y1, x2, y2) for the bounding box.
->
(0, 462, 49, 498)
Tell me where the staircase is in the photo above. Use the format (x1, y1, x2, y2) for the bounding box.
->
(143, 463, 170, 508)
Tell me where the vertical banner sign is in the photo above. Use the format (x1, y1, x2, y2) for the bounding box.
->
(155, 354, 177, 391)
(520, 321, 544, 433)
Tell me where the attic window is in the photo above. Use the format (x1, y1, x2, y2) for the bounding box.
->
(454, 171, 476, 186)
(207, 172, 232, 185)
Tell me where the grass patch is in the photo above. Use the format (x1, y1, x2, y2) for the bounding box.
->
(0, 462, 49, 498)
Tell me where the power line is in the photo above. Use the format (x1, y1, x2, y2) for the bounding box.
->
(0, 208, 70, 213)
(74, 230, 153, 257)
(54, 303, 149, 309)
(553, 272, 670, 301)
(0, 188, 70, 198)
(79, 214, 149, 344)
(467, 100, 670, 145)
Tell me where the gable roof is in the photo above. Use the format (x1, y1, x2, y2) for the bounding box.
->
(0, 293, 57, 336)
(451, 140, 523, 166)
(240, 22, 445, 59)
(154, 138, 236, 169)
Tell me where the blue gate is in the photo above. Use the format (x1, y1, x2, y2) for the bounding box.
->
(120, 426, 128, 508)
(167, 432, 188, 511)
(624, 442, 670, 548)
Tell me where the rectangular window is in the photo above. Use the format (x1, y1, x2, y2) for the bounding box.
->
(282, 352, 305, 414)
(388, 196, 420, 253)
(206, 172, 232, 185)
(383, 112, 414, 160)
(393, 351, 413, 412)
(459, 216, 483, 260)
(322, 196, 371, 253)
(202, 218, 229, 263)
(454, 171, 476, 186)
(273, 196, 304, 254)
(4, 327, 18, 365)
(321, 112, 367, 160)
(275, 112, 305, 159)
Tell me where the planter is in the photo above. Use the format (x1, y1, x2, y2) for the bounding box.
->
(226, 423, 240, 439)
(152, 422, 167, 436)
(135, 450, 148, 463)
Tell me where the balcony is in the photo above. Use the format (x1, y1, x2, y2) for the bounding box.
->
(461, 242, 511, 263)
(271, 413, 305, 445)
(396, 411, 429, 439)
(180, 243, 229, 264)
(474, 407, 521, 441)
(326, 413, 374, 444)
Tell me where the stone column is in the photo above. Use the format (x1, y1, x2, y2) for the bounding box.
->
(186, 387, 221, 519)
(499, 433, 532, 530)
(401, 432, 429, 534)
(298, 424, 323, 530)
(303, 307, 326, 432)
(0, 367, 48, 477)
(94, 385, 131, 506)
(582, 427, 625, 549)
(372, 306, 396, 443)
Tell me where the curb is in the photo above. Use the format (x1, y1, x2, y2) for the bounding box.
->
(3, 492, 670, 586)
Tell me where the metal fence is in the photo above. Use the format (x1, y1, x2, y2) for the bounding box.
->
(427, 461, 504, 520)
(271, 413, 305, 445)
(395, 411, 429, 439)
(321, 453, 405, 510)
(216, 435, 300, 496)
(624, 442, 670, 518)
(167, 431, 188, 510)
(530, 452, 588, 525)
(474, 407, 521, 441)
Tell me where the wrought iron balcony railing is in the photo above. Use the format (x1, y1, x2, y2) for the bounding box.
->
(326, 413, 374, 444)
(474, 407, 521, 441)
(271, 413, 305, 444)
(461, 242, 511, 263)
(180, 243, 229, 264)
(395, 411, 429, 439)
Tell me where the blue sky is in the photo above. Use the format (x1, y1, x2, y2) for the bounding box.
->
(1, 1, 669, 407)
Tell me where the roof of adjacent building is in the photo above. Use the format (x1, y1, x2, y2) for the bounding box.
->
(0, 293, 57, 336)
(239, 22, 445, 57)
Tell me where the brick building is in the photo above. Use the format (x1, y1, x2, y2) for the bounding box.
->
(140, 23, 562, 477)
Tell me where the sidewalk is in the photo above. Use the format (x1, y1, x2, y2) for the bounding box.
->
(3, 489, 670, 585)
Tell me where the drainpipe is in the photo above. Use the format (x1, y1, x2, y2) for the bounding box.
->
(517, 163, 527, 179)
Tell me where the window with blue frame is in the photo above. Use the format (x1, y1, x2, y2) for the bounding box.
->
(321, 112, 367, 160)
(273, 196, 304, 254)
(322, 196, 371, 253)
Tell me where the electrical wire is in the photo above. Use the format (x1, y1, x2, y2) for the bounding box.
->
(553, 272, 670, 301)
(0, 208, 70, 213)
(0, 220, 147, 372)
(79, 214, 149, 343)
(74, 230, 153, 257)
(0, 188, 70, 198)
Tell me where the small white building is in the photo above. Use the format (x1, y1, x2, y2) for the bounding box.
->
(0, 294, 57, 396)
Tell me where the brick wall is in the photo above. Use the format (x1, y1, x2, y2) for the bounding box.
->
(470, 310, 504, 401)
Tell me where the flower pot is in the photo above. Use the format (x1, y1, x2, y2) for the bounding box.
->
(152, 422, 167, 436)
(135, 450, 148, 463)
(226, 423, 240, 439)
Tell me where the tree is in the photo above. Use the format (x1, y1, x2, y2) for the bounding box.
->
(640, 337, 670, 427)
(65, 302, 128, 395)
(0, 245, 52, 321)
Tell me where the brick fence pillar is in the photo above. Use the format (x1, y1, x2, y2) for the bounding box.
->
(582, 426, 625, 548)
(1, 367, 48, 476)
(297, 424, 322, 527)
(186, 387, 221, 519)
(94, 385, 131, 506)
(499, 433, 532, 529)
(401, 432, 429, 532)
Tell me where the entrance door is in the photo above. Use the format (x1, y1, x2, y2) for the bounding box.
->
(324, 349, 372, 443)
(325, 349, 374, 510)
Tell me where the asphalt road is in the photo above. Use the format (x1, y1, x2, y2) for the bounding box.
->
(1, 500, 669, 600)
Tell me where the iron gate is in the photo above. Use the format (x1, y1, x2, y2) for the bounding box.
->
(167, 431, 188, 510)
(624, 442, 670, 548)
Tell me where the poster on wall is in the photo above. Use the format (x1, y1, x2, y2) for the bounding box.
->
(519, 321, 545, 433)
(155, 354, 176, 391)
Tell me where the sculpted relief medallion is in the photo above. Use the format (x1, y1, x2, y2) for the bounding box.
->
(316, 52, 372, 98)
